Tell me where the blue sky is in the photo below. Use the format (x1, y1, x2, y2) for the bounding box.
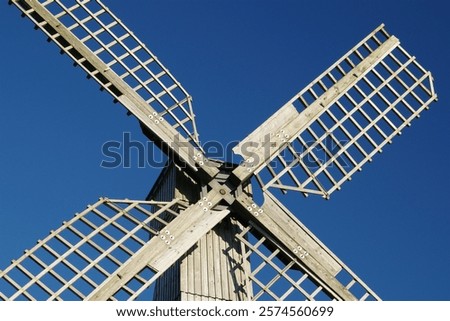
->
(0, 0, 449, 300)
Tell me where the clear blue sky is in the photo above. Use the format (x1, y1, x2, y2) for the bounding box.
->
(0, 0, 449, 300)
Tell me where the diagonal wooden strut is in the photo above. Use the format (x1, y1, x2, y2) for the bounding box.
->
(87, 190, 228, 300)
(234, 192, 376, 301)
(232, 34, 401, 184)
(10, 0, 216, 177)
(232, 24, 437, 198)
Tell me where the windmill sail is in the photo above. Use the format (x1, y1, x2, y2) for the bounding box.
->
(9, 0, 210, 172)
(234, 191, 380, 301)
(233, 24, 437, 198)
(0, 198, 185, 300)
(0, 196, 230, 301)
(0, 194, 379, 301)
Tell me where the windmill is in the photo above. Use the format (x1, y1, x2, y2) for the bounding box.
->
(0, 0, 437, 301)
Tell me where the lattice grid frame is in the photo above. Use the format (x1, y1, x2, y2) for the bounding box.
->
(236, 219, 379, 301)
(254, 25, 437, 198)
(10, 0, 201, 147)
(0, 198, 182, 301)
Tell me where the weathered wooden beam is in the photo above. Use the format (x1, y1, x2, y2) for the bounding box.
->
(10, 0, 218, 178)
(234, 192, 357, 301)
(232, 35, 400, 184)
(86, 190, 228, 300)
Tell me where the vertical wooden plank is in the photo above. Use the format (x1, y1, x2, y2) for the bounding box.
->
(206, 229, 215, 300)
(200, 235, 209, 301)
(187, 249, 195, 300)
(193, 236, 202, 300)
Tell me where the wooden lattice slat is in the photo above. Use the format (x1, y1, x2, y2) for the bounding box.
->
(233, 24, 437, 199)
(10, 0, 201, 148)
(0, 198, 181, 301)
(236, 220, 380, 301)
